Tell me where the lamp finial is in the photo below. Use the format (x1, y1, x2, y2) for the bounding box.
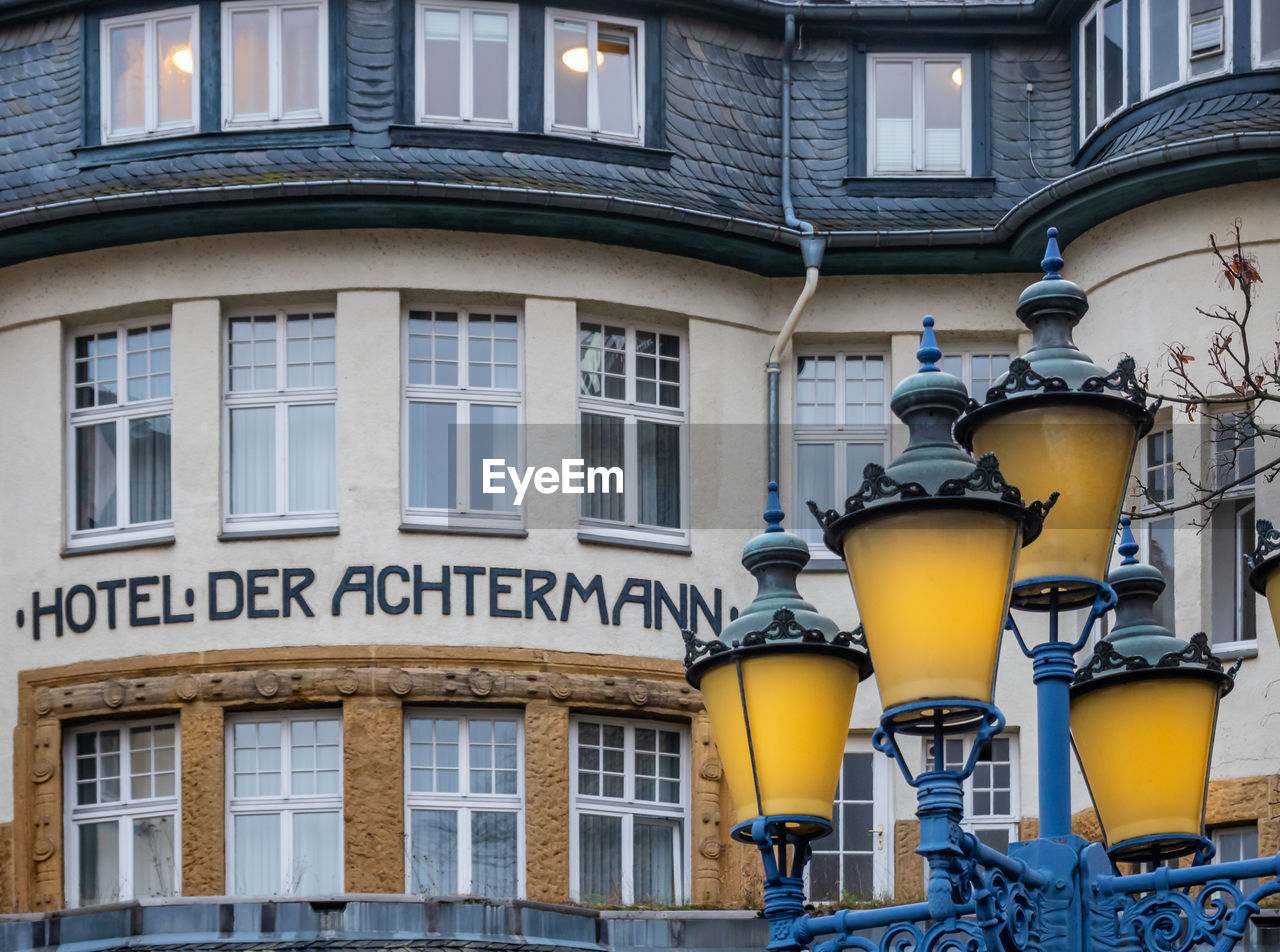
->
(1041, 226, 1064, 280)
(917, 316, 941, 371)
(1117, 514, 1139, 565)
(764, 481, 785, 532)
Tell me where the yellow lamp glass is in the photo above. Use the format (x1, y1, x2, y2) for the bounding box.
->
(840, 507, 1019, 710)
(699, 652, 862, 827)
(969, 403, 1137, 589)
(1265, 567, 1280, 650)
(1071, 676, 1219, 846)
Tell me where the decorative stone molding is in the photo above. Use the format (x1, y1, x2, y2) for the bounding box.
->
(254, 669, 280, 697)
(102, 680, 125, 708)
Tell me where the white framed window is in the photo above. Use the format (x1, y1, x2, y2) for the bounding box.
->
(67, 321, 173, 549)
(867, 53, 971, 176)
(1141, 427, 1176, 632)
(1080, 0, 1127, 138)
(546, 10, 644, 144)
(64, 719, 180, 906)
(925, 735, 1019, 853)
(941, 350, 1013, 405)
(1255, 0, 1280, 68)
(416, 1, 518, 128)
(577, 322, 687, 544)
(222, 0, 328, 129)
(226, 712, 343, 896)
(403, 308, 522, 529)
(405, 711, 524, 897)
(223, 309, 337, 533)
(570, 717, 689, 905)
(808, 737, 892, 903)
(1209, 413, 1256, 646)
(100, 7, 199, 142)
(1142, 0, 1231, 98)
(1213, 825, 1262, 892)
(793, 353, 889, 552)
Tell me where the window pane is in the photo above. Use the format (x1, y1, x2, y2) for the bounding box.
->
(472, 811, 518, 897)
(976, 827, 1011, 854)
(156, 17, 193, 126)
(923, 61, 963, 171)
(553, 20, 589, 128)
(75, 331, 119, 408)
(230, 406, 276, 515)
(79, 821, 120, 905)
(133, 815, 176, 898)
(469, 404, 519, 512)
(129, 415, 172, 524)
(1148, 516, 1175, 632)
(1102, 0, 1124, 117)
(287, 403, 336, 512)
(281, 6, 320, 115)
(796, 444, 835, 547)
(597, 27, 635, 137)
(1148, 0, 1179, 88)
(234, 813, 281, 895)
(633, 818, 677, 904)
(874, 61, 912, 171)
(472, 13, 509, 121)
(410, 809, 458, 895)
(109, 24, 146, 135)
(1263, 2, 1280, 63)
(1083, 16, 1098, 134)
(292, 811, 342, 894)
(76, 422, 118, 530)
(795, 355, 836, 426)
(578, 813, 622, 902)
(637, 420, 680, 528)
(580, 412, 624, 522)
(232, 10, 271, 118)
(423, 10, 462, 118)
(408, 402, 457, 509)
(846, 444, 886, 498)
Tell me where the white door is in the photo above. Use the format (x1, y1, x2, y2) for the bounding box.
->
(808, 736, 892, 902)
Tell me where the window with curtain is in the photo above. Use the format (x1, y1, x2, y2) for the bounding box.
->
(1080, 0, 1127, 138)
(100, 7, 198, 142)
(65, 720, 179, 906)
(577, 322, 686, 544)
(403, 308, 521, 528)
(1142, 0, 1231, 97)
(222, 0, 328, 128)
(570, 718, 687, 905)
(68, 322, 174, 549)
(404, 712, 523, 897)
(224, 309, 337, 533)
(794, 353, 889, 552)
(925, 735, 1019, 853)
(546, 10, 643, 143)
(868, 53, 970, 176)
(227, 713, 343, 896)
(417, 1, 517, 127)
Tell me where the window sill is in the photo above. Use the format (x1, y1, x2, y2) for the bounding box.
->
(75, 125, 353, 169)
(387, 125, 672, 169)
(801, 554, 847, 573)
(577, 531, 691, 555)
(400, 522, 528, 539)
(62, 534, 176, 558)
(219, 526, 340, 541)
(1212, 640, 1258, 661)
(845, 177, 994, 198)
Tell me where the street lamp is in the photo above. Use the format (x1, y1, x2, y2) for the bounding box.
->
(684, 228, 1280, 952)
(1249, 520, 1280, 644)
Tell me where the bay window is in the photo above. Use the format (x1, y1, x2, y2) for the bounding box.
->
(1256, 0, 1280, 67)
(227, 713, 343, 896)
(794, 353, 888, 551)
(405, 712, 523, 897)
(868, 53, 970, 176)
(224, 309, 337, 533)
(1081, 0, 1127, 138)
(68, 322, 173, 548)
(100, 7, 198, 142)
(65, 720, 179, 906)
(570, 718, 688, 905)
(417, 1, 518, 127)
(547, 10, 643, 144)
(403, 308, 521, 528)
(222, 0, 328, 128)
(1142, 0, 1231, 98)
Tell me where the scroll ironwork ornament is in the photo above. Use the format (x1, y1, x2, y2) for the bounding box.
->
(681, 609, 863, 667)
(1081, 356, 1150, 405)
(981, 356, 1072, 404)
(1249, 519, 1280, 567)
(812, 917, 987, 952)
(1072, 639, 1152, 684)
(1111, 877, 1280, 952)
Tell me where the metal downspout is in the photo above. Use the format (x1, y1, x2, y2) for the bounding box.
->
(769, 13, 827, 493)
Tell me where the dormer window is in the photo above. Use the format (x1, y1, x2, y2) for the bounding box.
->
(867, 54, 971, 176)
(546, 10, 643, 144)
(222, 0, 328, 129)
(100, 7, 199, 142)
(416, 1, 518, 128)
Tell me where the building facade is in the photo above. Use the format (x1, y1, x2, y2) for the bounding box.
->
(1, 0, 1279, 934)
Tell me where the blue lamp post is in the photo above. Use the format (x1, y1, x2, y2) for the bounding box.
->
(684, 230, 1280, 952)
